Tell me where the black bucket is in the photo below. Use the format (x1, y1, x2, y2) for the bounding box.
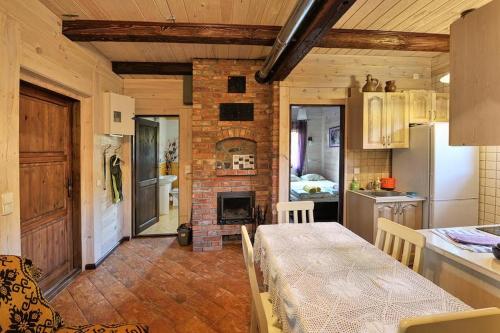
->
(177, 223, 192, 246)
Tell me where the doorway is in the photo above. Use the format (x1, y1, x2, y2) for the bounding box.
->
(133, 116, 180, 236)
(289, 105, 345, 223)
(19, 81, 81, 294)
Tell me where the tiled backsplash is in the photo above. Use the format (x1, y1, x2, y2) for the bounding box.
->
(479, 146, 500, 225)
(344, 149, 391, 190)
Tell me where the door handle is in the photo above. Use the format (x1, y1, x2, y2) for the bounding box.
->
(67, 177, 73, 198)
(382, 136, 386, 146)
(387, 135, 391, 146)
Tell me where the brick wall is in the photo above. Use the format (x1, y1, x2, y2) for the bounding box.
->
(191, 59, 277, 251)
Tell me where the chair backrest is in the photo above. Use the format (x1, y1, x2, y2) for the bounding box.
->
(375, 218, 426, 273)
(276, 201, 314, 224)
(241, 226, 269, 333)
(398, 307, 500, 333)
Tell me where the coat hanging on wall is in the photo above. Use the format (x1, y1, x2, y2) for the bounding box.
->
(110, 154, 123, 203)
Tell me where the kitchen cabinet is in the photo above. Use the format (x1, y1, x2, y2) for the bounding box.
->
(408, 91, 449, 124)
(348, 90, 409, 149)
(409, 90, 432, 124)
(450, 0, 500, 145)
(346, 191, 424, 244)
(433, 93, 449, 122)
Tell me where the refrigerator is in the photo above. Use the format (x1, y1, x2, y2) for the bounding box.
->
(392, 123, 479, 229)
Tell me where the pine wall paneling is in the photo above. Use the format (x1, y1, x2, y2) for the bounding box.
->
(0, 0, 128, 266)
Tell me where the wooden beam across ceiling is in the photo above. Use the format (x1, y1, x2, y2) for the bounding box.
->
(111, 62, 192, 75)
(62, 20, 450, 53)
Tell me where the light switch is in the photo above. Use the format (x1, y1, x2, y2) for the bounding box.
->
(353, 168, 360, 175)
(185, 165, 192, 174)
(1, 192, 14, 216)
(413, 73, 420, 80)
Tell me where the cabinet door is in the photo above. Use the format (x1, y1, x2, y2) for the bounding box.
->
(409, 90, 432, 124)
(363, 93, 386, 149)
(386, 92, 409, 148)
(399, 202, 422, 230)
(376, 203, 398, 221)
(433, 93, 449, 122)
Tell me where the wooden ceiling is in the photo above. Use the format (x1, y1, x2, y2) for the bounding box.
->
(40, 0, 492, 62)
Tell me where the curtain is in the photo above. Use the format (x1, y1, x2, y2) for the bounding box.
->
(291, 120, 307, 176)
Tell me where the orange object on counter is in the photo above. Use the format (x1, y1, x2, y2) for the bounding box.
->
(380, 177, 396, 190)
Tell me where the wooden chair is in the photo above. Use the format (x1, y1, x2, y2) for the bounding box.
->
(276, 201, 314, 224)
(398, 307, 500, 333)
(375, 218, 426, 273)
(241, 226, 282, 333)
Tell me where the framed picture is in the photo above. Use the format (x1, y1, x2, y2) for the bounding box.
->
(329, 126, 340, 147)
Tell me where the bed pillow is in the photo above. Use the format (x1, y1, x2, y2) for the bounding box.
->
(290, 174, 301, 182)
(301, 173, 326, 181)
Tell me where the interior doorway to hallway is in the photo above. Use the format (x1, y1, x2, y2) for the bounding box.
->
(133, 116, 180, 236)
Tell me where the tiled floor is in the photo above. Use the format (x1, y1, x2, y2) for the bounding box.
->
(52, 238, 251, 332)
(140, 207, 179, 235)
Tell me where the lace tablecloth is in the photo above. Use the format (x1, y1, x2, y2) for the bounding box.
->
(254, 223, 471, 333)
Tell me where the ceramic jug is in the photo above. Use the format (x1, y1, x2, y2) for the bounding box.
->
(362, 74, 379, 92)
(385, 80, 397, 92)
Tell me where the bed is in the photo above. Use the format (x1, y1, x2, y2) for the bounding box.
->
(289, 174, 340, 222)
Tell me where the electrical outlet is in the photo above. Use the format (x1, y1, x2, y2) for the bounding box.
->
(1, 192, 14, 216)
(413, 73, 420, 80)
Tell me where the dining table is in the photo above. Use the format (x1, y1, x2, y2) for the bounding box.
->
(254, 223, 471, 333)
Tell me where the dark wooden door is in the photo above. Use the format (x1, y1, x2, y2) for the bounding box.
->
(134, 118, 159, 235)
(19, 82, 79, 292)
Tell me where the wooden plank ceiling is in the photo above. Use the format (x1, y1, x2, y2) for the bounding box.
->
(40, 0, 492, 62)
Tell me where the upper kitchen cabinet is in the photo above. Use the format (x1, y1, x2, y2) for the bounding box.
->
(433, 93, 450, 122)
(102, 92, 135, 136)
(408, 90, 449, 124)
(348, 90, 409, 149)
(450, 1, 500, 145)
(409, 90, 432, 124)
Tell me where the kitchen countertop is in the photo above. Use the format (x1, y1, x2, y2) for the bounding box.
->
(348, 190, 426, 203)
(418, 226, 500, 282)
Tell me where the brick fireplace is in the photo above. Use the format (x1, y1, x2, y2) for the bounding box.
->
(191, 59, 278, 251)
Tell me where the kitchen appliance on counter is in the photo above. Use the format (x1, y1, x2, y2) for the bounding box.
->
(393, 123, 479, 229)
(380, 177, 396, 190)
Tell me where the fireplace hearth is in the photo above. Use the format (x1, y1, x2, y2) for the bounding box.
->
(217, 191, 255, 225)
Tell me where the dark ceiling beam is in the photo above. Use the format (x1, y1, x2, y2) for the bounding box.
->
(62, 20, 450, 53)
(266, 0, 357, 82)
(318, 29, 449, 52)
(111, 62, 192, 75)
(63, 21, 280, 45)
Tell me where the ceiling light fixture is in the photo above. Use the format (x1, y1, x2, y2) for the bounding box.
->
(440, 73, 450, 84)
(297, 108, 308, 121)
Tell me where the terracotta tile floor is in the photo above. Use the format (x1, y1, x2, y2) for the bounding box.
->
(52, 238, 251, 333)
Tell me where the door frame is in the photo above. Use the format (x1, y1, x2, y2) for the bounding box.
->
(132, 115, 181, 237)
(19, 81, 82, 296)
(288, 104, 346, 223)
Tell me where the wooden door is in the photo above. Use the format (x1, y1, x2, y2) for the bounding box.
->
(399, 202, 423, 230)
(19, 82, 79, 292)
(363, 93, 386, 149)
(386, 92, 410, 148)
(409, 90, 432, 124)
(134, 118, 159, 235)
(433, 93, 449, 122)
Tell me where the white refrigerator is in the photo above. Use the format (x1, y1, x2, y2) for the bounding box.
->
(392, 123, 479, 229)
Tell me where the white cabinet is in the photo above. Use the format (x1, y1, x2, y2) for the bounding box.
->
(103, 92, 135, 136)
(409, 90, 449, 124)
(348, 90, 409, 149)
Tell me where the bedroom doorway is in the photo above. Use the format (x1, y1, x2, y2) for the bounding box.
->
(289, 105, 345, 223)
